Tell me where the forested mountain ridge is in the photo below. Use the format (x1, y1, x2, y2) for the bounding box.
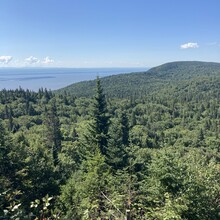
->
(57, 61, 220, 98)
(0, 62, 220, 219)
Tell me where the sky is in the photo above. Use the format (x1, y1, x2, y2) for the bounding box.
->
(1, 0, 220, 68)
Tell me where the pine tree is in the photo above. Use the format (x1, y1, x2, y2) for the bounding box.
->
(44, 99, 62, 166)
(89, 77, 110, 156)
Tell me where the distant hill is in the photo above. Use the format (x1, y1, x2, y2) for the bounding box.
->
(56, 61, 220, 98)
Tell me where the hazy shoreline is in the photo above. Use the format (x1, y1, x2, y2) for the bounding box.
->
(0, 67, 148, 91)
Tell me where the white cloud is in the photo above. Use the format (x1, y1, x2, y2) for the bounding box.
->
(25, 56, 40, 64)
(180, 42, 199, 49)
(0, 56, 13, 64)
(42, 56, 54, 64)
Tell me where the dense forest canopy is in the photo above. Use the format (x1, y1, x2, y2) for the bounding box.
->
(0, 61, 220, 219)
(57, 61, 220, 98)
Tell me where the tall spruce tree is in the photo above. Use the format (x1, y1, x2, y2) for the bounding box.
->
(90, 77, 110, 156)
(44, 99, 62, 166)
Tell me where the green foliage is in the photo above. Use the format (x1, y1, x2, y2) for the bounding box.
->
(107, 111, 129, 170)
(142, 147, 220, 219)
(57, 61, 220, 98)
(60, 148, 114, 219)
(0, 61, 220, 219)
(90, 77, 110, 155)
(44, 99, 62, 166)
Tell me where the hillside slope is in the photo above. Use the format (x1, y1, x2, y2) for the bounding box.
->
(56, 61, 220, 98)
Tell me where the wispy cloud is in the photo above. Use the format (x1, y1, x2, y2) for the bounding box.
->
(0, 56, 13, 64)
(25, 56, 40, 64)
(25, 56, 55, 65)
(180, 42, 199, 49)
(42, 56, 54, 64)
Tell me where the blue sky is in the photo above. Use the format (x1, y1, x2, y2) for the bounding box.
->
(1, 0, 220, 67)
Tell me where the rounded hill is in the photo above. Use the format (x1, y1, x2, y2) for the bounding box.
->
(56, 61, 220, 98)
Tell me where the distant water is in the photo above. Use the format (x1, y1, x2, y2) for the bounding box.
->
(0, 67, 148, 91)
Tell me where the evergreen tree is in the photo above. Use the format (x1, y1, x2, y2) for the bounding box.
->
(0, 120, 9, 191)
(107, 111, 129, 170)
(4, 105, 9, 119)
(89, 77, 110, 155)
(131, 110, 137, 127)
(44, 99, 62, 166)
(4, 105, 14, 132)
(120, 111, 130, 146)
(60, 147, 113, 219)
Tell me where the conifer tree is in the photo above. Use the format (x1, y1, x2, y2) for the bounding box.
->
(4, 105, 14, 132)
(44, 99, 62, 166)
(0, 120, 8, 182)
(90, 77, 110, 155)
(120, 111, 130, 146)
(4, 105, 9, 119)
(60, 147, 114, 219)
(107, 111, 129, 170)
